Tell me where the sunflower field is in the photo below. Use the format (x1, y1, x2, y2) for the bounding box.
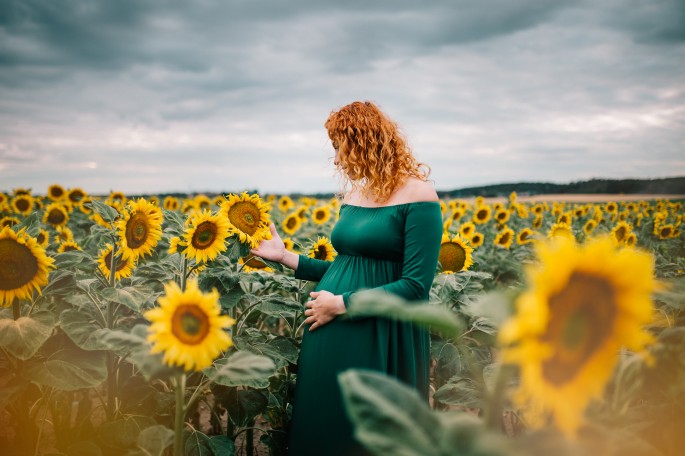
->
(0, 185, 684, 456)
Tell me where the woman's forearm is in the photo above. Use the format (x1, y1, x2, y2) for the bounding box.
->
(280, 250, 299, 271)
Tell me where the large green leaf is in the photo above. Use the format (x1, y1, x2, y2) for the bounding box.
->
(233, 333, 299, 368)
(127, 425, 174, 456)
(100, 286, 154, 313)
(54, 250, 98, 270)
(59, 308, 110, 351)
(338, 369, 442, 456)
(338, 370, 505, 456)
(346, 290, 463, 338)
(0, 309, 55, 360)
(86, 199, 119, 223)
(97, 416, 157, 452)
(99, 325, 150, 357)
(24, 347, 107, 391)
(206, 351, 276, 389)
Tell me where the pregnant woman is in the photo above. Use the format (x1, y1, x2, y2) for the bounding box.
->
(251, 100, 443, 455)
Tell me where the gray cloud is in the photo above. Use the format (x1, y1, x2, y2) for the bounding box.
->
(0, 0, 683, 195)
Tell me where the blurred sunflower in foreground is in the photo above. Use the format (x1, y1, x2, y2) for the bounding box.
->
(499, 236, 660, 437)
(145, 279, 235, 372)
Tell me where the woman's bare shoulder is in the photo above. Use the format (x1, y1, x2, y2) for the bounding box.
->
(393, 177, 439, 204)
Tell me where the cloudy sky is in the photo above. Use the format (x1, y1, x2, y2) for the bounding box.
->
(1, 0, 684, 196)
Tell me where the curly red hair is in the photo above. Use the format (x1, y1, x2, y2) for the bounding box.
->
(325, 101, 430, 203)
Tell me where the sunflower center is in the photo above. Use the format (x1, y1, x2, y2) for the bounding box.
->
(439, 242, 466, 272)
(498, 232, 511, 245)
(47, 209, 66, 225)
(16, 199, 31, 212)
(286, 217, 297, 230)
(171, 304, 211, 345)
(476, 209, 487, 220)
(541, 272, 616, 386)
(125, 212, 150, 249)
(0, 239, 39, 291)
(104, 250, 127, 272)
(315, 245, 328, 260)
(615, 226, 627, 242)
(192, 221, 218, 249)
(315, 211, 325, 220)
(463, 226, 472, 235)
(661, 227, 671, 237)
(36, 232, 46, 244)
(520, 231, 529, 242)
(227, 202, 259, 235)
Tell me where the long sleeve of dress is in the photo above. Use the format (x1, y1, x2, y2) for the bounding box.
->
(294, 255, 333, 282)
(341, 202, 442, 306)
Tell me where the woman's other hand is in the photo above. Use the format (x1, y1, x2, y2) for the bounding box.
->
(304, 290, 346, 331)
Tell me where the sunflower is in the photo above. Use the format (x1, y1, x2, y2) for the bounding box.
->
(605, 201, 618, 214)
(282, 213, 302, 236)
(43, 203, 69, 228)
(220, 193, 272, 248)
(12, 188, 31, 196)
(116, 198, 164, 261)
(47, 184, 67, 201)
(57, 241, 81, 253)
(532, 215, 543, 230)
(239, 255, 274, 273)
(11, 195, 34, 216)
(295, 206, 309, 220)
(163, 196, 181, 211)
(35, 229, 49, 248)
(183, 210, 231, 263)
(67, 188, 87, 205)
(282, 237, 296, 252)
(656, 224, 674, 240)
(499, 236, 659, 436)
(308, 237, 336, 262)
(0, 193, 7, 206)
(548, 222, 574, 241)
(583, 219, 597, 236)
(168, 236, 186, 255)
(459, 221, 476, 239)
(312, 205, 332, 225)
(0, 227, 55, 307)
(194, 194, 212, 212)
(53, 226, 74, 245)
(97, 244, 136, 281)
(472, 205, 492, 225)
(144, 279, 235, 372)
(494, 227, 515, 249)
(531, 204, 545, 216)
(438, 233, 474, 273)
(470, 232, 484, 248)
(212, 195, 225, 208)
(624, 232, 637, 247)
(449, 208, 465, 224)
(278, 195, 295, 212)
(0, 216, 20, 228)
(495, 209, 510, 225)
(517, 228, 536, 245)
(610, 221, 632, 244)
(557, 212, 573, 226)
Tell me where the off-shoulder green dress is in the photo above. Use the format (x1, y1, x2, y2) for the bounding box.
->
(287, 202, 443, 456)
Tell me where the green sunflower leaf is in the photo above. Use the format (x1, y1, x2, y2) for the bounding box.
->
(0, 309, 55, 360)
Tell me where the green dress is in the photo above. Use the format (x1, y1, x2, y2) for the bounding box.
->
(287, 202, 443, 456)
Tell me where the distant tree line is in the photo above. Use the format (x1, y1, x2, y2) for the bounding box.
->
(437, 176, 685, 199)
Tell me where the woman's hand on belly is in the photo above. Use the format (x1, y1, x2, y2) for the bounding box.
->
(304, 290, 346, 331)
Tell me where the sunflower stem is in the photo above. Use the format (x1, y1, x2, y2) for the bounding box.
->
(180, 256, 188, 291)
(12, 300, 21, 320)
(106, 242, 118, 420)
(173, 373, 187, 456)
(484, 363, 514, 432)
